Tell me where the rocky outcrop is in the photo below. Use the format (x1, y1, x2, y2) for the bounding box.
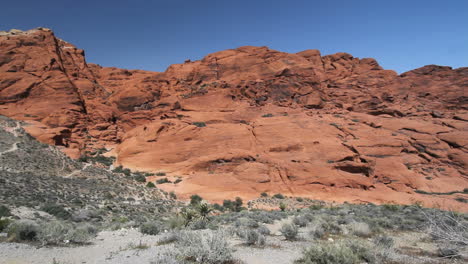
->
(0, 28, 466, 209)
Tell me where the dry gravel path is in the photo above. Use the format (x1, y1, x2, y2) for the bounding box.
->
(0, 228, 309, 264)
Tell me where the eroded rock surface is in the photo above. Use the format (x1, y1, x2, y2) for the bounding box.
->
(1, 28, 467, 209)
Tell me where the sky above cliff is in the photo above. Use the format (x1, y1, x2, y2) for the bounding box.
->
(2, 0, 467, 73)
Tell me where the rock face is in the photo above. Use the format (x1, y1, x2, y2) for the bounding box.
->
(1, 28, 467, 209)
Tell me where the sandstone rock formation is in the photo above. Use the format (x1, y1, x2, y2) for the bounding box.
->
(1, 28, 467, 209)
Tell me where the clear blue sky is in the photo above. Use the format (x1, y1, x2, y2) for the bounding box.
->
(2, 0, 467, 73)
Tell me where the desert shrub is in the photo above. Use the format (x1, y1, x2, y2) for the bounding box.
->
(190, 219, 209, 230)
(309, 204, 324, 210)
(260, 192, 268, 197)
(262, 113, 273, 118)
(0, 218, 11, 232)
(173, 178, 182, 184)
(234, 197, 243, 212)
(156, 178, 171, 184)
(295, 241, 365, 264)
(212, 203, 224, 212)
(158, 231, 180, 245)
(0, 205, 11, 217)
(373, 235, 394, 249)
(146, 182, 156, 188)
(37, 221, 70, 245)
(293, 215, 309, 227)
(279, 202, 287, 212)
(257, 225, 270, 235)
(273, 193, 285, 199)
(7, 220, 38, 241)
(113, 165, 131, 176)
(382, 204, 400, 212)
(222, 197, 243, 212)
(323, 221, 342, 235)
(308, 224, 325, 239)
(177, 231, 234, 263)
(156, 171, 166, 176)
(167, 214, 185, 230)
(152, 250, 181, 264)
(192, 122, 206, 128)
(242, 229, 266, 246)
(190, 194, 203, 206)
(68, 223, 97, 244)
(349, 222, 372, 237)
(280, 223, 298, 240)
(222, 199, 234, 211)
(41, 203, 71, 220)
(234, 218, 259, 229)
(296, 197, 304, 202)
(140, 221, 162, 235)
(437, 246, 461, 259)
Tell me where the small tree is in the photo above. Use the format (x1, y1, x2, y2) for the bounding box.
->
(223, 199, 234, 211)
(234, 197, 243, 212)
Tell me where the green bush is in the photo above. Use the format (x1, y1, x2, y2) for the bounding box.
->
(273, 193, 285, 199)
(280, 223, 298, 241)
(0, 205, 11, 217)
(68, 223, 97, 244)
(260, 192, 268, 197)
(0, 218, 11, 232)
(177, 231, 234, 263)
(279, 202, 287, 212)
(41, 203, 71, 220)
(262, 113, 273, 118)
(190, 194, 203, 206)
(146, 182, 156, 188)
(349, 222, 371, 238)
(7, 220, 38, 241)
(113, 165, 131, 176)
(37, 221, 70, 245)
(192, 122, 207, 128)
(295, 241, 360, 264)
(156, 178, 171, 184)
(242, 229, 266, 246)
(140, 222, 162, 235)
(293, 215, 309, 227)
(134, 174, 146, 182)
